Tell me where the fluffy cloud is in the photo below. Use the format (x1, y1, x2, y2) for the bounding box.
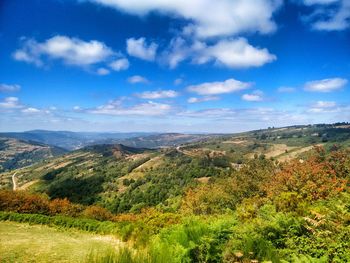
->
(302, 0, 350, 31)
(197, 38, 276, 68)
(13, 36, 114, 67)
(187, 96, 219, 103)
(307, 101, 339, 113)
(0, 97, 23, 109)
(241, 90, 264, 102)
(0, 97, 52, 115)
(136, 90, 178, 99)
(127, 75, 149, 84)
(304, 77, 348, 92)
(0, 84, 21, 92)
(126, 37, 158, 61)
(187, 78, 251, 95)
(164, 37, 276, 69)
(109, 58, 130, 71)
(90, 100, 172, 116)
(89, 0, 282, 38)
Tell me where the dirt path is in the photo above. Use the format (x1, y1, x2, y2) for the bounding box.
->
(11, 172, 17, 191)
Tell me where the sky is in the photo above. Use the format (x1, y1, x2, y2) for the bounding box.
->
(0, 0, 349, 133)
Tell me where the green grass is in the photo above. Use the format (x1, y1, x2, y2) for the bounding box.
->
(0, 221, 121, 263)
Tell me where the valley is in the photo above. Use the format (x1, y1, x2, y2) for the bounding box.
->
(0, 123, 349, 262)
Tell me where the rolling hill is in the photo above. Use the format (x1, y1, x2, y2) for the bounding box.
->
(0, 130, 216, 150)
(1, 123, 349, 211)
(0, 137, 66, 172)
(1, 123, 350, 262)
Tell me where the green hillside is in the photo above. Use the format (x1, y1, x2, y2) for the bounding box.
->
(0, 137, 66, 173)
(0, 124, 349, 262)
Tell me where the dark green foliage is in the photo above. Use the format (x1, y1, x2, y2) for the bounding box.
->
(47, 175, 105, 205)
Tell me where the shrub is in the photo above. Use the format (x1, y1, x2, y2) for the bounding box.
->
(83, 205, 113, 221)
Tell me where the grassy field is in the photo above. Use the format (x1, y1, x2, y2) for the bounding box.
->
(0, 221, 121, 263)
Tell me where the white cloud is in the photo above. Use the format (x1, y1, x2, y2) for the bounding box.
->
(22, 107, 41, 114)
(242, 90, 264, 101)
(0, 97, 23, 109)
(96, 67, 110, 75)
(90, 100, 172, 116)
(162, 37, 190, 68)
(0, 84, 21, 92)
(109, 58, 130, 71)
(163, 37, 276, 69)
(177, 107, 304, 126)
(127, 75, 149, 84)
(13, 42, 43, 66)
(278, 86, 296, 93)
(13, 36, 114, 67)
(194, 38, 276, 68)
(136, 90, 179, 99)
(187, 96, 219, 103)
(126, 37, 158, 61)
(304, 77, 348, 92)
(73, 106, 82, 111)
(187, 78, 251, 95)
(89, 0, 282, 38)
(303, 0, 350, 31)
(307, 100, 339, 113)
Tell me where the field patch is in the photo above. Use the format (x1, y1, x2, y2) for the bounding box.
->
(0, 221, 120, 263)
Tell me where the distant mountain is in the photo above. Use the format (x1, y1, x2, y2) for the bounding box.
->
(83, 143, 148, 158)
(115, 133, 218, 148)
(0, 137, 66, 172)
(0, 130, 156, 150)
(0, 130, 215, 150)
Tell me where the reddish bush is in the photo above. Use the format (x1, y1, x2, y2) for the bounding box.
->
(48, 198, 83, 217)
(0, 190, 110, 220)
(265, 149, 348, 202)
(0, 190, 49, 214)
(83, 205, 113, 221)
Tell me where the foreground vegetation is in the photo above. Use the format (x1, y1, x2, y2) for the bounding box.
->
(0, 144, 349, 262)
(0, 221, 119, 263)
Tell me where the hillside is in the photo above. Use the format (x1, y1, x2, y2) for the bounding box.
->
(0, 130, 213, 150)
(1, 124, 349, 211)
(0, 137, 66, 173)
(0, 124, 349, 262)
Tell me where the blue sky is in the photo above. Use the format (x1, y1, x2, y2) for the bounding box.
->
(0, 0, 349, 132)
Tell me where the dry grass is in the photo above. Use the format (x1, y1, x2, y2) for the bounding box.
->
(222, 140, 248, 145)
(0, 221, 121, 263)
(196, 177, 210, 184)
(264, 144, 297, 158)
(277, 144, 323, 162)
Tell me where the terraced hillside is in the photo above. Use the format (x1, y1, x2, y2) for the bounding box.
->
(0, 137, 66, 172)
